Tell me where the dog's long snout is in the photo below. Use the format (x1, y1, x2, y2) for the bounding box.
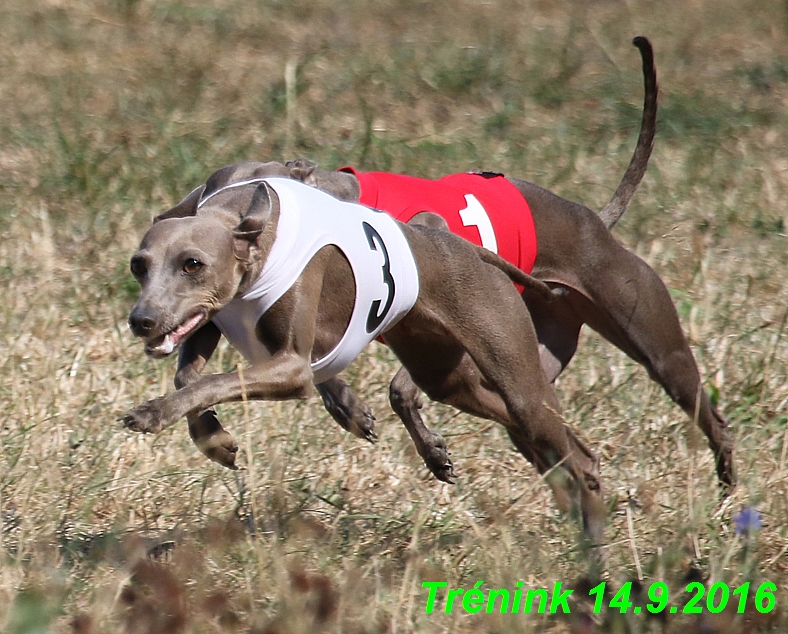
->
(129, 308, 157, 337)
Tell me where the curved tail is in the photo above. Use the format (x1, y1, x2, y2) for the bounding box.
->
(598, 36, 658, 229)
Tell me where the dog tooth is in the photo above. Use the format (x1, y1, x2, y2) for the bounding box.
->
(158, 334, 175, 355)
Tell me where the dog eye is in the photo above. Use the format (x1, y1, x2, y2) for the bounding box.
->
(183, 258, 203, 274)
(130, 258, 147, 278)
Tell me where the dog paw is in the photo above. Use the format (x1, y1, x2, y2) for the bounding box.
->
(318, 381, 378, 442)
(203, 441, 239, 470)
(189, 410, 239, 470)
(347, 404, 378, 443)
(122, 399, 168, 434)
(421, 433, 456, 484)
(431, 458, 456, 484)
(198, 422, 239, 470)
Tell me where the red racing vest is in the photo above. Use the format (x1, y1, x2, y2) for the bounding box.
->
(339, 168, 538, 275)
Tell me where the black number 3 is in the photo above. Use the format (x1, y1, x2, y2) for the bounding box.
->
(362, 222, 395, 333)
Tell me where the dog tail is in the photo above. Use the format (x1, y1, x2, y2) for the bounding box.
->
(598, 36, 658, 230)
(475, 246, 568, 302)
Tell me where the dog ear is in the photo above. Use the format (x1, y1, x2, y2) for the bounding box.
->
(202, 160, 287, 198)
(233, 182, 275, 261)
(204, 163, 249, 199)
(286, 158, 317, 183)
(154, 185, 206, 222)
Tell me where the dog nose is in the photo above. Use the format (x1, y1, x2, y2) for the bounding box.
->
(129, 310, 157, 337)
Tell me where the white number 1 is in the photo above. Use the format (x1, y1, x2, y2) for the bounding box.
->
(459, 194, 498, 254)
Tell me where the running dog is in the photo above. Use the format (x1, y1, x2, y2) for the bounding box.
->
(123, 169, 606, 543)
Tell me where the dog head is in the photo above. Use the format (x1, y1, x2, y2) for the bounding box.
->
(128, 161, 284, 358)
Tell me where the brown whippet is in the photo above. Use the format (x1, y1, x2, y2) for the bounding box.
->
(185, 37, 734, 490)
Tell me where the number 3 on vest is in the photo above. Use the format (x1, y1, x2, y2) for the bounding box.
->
(362, 222, 396, 333)
(459, 194, 498, 254)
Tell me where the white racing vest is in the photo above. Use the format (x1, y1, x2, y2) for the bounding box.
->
(208, 177, 420, 384)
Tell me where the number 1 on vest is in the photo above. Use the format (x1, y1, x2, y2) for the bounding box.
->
(459, 194, 498, 254)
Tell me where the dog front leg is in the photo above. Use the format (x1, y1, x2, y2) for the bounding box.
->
(389, 367, 455, 483)
(174, 322, 240, 470)
(122, 351, 313, 435)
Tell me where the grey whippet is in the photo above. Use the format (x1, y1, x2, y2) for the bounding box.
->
(123, 169, 606, 544)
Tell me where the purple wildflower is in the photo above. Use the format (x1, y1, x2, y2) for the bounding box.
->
(734, 507, 762, 537)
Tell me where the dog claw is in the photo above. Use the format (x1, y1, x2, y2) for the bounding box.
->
(424, 449, 455, 483)
(432, 460, 456, 484)
(195, 431, 239, 469)
(318, 384, 378, 441)
(417, 430, 457, 483)
(349, 406, 377, 441)
(440, 462, 457, 484)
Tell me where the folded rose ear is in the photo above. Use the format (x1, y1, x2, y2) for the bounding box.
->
(286, 158, 318, 182)
(232, 182, 276, 261)
(203, 163, 248, 199)
(154, 185, 206, 222)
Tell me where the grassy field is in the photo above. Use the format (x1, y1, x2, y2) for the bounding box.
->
(1, 0, 788, 631)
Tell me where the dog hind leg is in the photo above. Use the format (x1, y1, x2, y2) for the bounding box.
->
(572, 249, 735, 489)
(406, 345, 606, 546)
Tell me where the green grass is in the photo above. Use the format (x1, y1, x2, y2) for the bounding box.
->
(1, 0, 788, 632)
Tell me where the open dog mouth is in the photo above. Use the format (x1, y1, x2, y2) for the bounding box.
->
(145, 312, 205, 358)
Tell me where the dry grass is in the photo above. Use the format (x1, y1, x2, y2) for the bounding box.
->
(1, 0, 788, 632)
